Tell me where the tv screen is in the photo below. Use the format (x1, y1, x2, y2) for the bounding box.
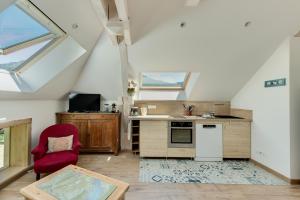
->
(68, 93, 101, 112)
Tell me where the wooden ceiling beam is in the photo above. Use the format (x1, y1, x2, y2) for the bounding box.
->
(90, 0, 132, 45)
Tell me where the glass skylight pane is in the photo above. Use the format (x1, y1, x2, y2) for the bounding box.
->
(0, 39, 52, 71)
(142, 72, 188, 88)
(0, 4, 50, 49)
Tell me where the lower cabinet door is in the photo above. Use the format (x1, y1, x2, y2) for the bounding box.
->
(88, 120, 114, 151)
(140, 121, 168, 157)
(223, 122, 251, 158)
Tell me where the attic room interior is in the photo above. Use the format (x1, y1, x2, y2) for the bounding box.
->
(0, 0, 300, 199)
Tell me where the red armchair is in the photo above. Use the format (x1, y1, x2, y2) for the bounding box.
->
(32, 124, 81, 180)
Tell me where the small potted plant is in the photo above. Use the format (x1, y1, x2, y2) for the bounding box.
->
(127, 80, 137, 96)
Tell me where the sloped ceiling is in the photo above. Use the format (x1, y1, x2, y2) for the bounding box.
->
(127, 0, 300, 100)
(0, 0, 103, 100)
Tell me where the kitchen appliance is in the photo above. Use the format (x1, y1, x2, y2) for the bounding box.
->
(68, 93, 101, 112)
(195, 124, 223, 161)
(130, 107, 140, 116)
(168, 121, 195, 148)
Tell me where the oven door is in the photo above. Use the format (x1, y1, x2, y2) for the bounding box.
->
(168, 127, 195, 148)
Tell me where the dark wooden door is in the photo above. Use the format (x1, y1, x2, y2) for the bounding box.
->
(61, 119, 89, 149)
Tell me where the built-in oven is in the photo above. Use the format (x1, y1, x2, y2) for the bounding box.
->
(168, 121, 195, 148)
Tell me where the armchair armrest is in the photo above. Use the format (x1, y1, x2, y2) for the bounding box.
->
(31, 145, 47, 161)
(72, 141, 81, 154)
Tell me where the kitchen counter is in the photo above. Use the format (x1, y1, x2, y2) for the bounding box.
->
(128, 115, 252, 122)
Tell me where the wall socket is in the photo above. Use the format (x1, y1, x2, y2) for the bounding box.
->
(147, 105, 157, 110)
(256, 150, 265, 158)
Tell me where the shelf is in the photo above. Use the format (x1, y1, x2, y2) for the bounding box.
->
(131, 120, 140, 154)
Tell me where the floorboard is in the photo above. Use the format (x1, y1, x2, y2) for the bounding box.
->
(0, 152, 299, 200)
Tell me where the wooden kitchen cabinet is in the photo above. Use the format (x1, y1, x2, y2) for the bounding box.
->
(56, 113, 120, 155)
(223, 121, 251, 158)
(140, 121, 168, 157)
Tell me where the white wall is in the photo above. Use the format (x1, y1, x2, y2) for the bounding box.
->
(231, 39, 291, 178)
(20, 37, 86, 92)
(290, 37, 300, 179)
(0, 100, 65, 149)
(73, 32, 123, 109)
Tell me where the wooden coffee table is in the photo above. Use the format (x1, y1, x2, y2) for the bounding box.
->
(20, 165, 129, 200)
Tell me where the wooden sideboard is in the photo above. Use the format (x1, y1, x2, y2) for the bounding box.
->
(56, 113, 121, 155)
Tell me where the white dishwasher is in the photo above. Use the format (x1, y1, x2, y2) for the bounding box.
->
(195, 124, 223, 161)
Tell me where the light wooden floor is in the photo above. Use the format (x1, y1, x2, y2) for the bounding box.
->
(1, 152, 300, 200)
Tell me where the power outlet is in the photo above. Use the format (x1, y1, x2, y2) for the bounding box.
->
(256, 150, 265, 158)
(147, 105, 157, 110)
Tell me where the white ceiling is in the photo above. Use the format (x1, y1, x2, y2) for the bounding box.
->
(1, 0, 300, 101)
(127, 0, 300, 100)
(0, 0, 104, 99)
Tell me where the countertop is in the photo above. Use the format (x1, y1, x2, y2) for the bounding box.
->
(57, 112, 121, 115)
(128, 115, 252, 122)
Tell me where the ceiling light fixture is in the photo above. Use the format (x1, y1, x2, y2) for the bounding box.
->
(244, 21, 252, 27)
(72, 23, 79, 29)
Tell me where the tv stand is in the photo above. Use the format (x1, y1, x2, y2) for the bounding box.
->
(56, 112, 120, 155)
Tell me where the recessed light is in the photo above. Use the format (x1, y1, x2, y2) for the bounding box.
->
(244, 21, 252, 27)
(72, 23, 79, 29)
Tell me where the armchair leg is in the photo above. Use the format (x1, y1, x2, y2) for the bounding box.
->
(36, 173, 40, 180)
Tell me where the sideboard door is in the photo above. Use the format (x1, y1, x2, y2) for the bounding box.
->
(61, 119, 89, 149)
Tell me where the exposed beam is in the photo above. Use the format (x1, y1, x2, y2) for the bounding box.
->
(114, 0, 132, 45)
(114, 0, 129, 21)
(90, 0, 132, 45)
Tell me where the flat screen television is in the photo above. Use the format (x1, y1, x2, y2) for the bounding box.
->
(68, 93, 101, 112)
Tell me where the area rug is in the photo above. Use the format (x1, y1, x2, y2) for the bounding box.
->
(139, 159, 288, 185)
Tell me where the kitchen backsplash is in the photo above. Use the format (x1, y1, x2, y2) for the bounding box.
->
(134, 100, 230, 116)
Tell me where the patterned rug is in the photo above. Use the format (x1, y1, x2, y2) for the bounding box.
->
(139, 159, 288, 185)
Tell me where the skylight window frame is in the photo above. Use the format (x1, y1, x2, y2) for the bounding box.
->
(0, 0, 65, 55)
(0, 0, 66, 73)
(139, 72, 191, 91)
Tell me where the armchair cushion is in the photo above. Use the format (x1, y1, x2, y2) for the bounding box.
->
(34, 151, 78, 173)
(47, 135, 73, 153)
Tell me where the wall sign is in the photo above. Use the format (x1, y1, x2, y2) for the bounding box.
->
(264, 78, 286, 88)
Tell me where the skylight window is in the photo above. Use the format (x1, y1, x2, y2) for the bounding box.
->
(0, 39, 52, 71)
(141, 72, 190, 90)
(0, 0, 65, 72)
(0, 5, 50, 50)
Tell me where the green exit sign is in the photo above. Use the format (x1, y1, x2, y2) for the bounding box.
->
(265, 78, 286, 88)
